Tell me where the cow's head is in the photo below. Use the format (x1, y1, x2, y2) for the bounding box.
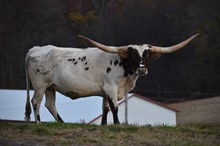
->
(79, 34, 199, 76)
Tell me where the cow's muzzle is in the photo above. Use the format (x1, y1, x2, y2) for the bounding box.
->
(137, 64, 148, 76)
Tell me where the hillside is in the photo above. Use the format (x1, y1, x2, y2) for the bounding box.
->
(0, 122, 219, 146)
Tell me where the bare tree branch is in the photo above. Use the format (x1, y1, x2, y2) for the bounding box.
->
(91, 0, 114, 16)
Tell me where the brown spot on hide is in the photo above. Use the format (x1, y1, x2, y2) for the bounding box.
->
(36, 69, 40, 74)
(110, 60, 112, 65)
(144, 49, 160, 59)
(85, 62, 88, 65)
(85, 67, 89, 71)
(114, 60, 118, 66)
(106, 67, 111, 73)
(81, 56, 86, 62)
(118, 48, 128, 59)
(74, 62, 78, 65)
(67, 58, 76, 62)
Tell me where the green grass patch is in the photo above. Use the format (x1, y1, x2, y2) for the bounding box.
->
(106, 124, 139, 133)
(0, 122, 219, 146)
(32, 125, 53, 136)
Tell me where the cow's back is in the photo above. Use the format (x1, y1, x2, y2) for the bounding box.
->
(25, 45, 125, 98)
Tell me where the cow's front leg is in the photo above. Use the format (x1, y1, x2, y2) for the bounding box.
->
(103, 84, 120, 124)
(101, 96, 109, 125)
(108, 95, 120, 124)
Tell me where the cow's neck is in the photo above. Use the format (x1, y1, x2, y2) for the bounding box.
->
(120, 73, 138, 99)
(128, 73, 139, 83)
(118, 56, 140, 91)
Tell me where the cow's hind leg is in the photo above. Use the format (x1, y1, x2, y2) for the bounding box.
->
(31, 87, 46, 124)
(45, 87, 64, 122)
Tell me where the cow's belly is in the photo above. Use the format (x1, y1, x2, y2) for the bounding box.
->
(51, 81, 105, 99)
(48, 62, 107, 99)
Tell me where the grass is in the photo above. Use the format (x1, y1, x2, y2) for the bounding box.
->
(0, 122, 219, 146)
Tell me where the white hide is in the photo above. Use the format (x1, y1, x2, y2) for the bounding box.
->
(26, 45, 137, 101)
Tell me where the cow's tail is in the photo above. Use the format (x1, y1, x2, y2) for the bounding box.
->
(25, 63, 31, 121)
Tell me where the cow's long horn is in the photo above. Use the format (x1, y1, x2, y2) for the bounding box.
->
(149, 33, 199, 53)
(78, 35, 122, 53)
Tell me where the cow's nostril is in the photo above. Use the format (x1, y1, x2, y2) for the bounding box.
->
(138, 67, 146, 71)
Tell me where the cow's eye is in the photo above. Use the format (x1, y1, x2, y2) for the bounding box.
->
(142, 49, 151, 58)
(142, 53, 149, 58)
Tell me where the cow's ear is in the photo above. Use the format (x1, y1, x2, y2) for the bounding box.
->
(148, 52, 161, 59)
(118, 48, 129, 59)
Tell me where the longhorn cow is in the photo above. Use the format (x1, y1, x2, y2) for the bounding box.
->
(25, 34, 199, 124)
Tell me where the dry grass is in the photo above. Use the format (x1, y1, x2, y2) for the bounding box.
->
(0, 122, 219, 146)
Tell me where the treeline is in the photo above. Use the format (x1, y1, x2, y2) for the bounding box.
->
(0, 0, 220, 102)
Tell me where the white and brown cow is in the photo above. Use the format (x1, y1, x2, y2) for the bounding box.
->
(25, 33, 199, 124)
